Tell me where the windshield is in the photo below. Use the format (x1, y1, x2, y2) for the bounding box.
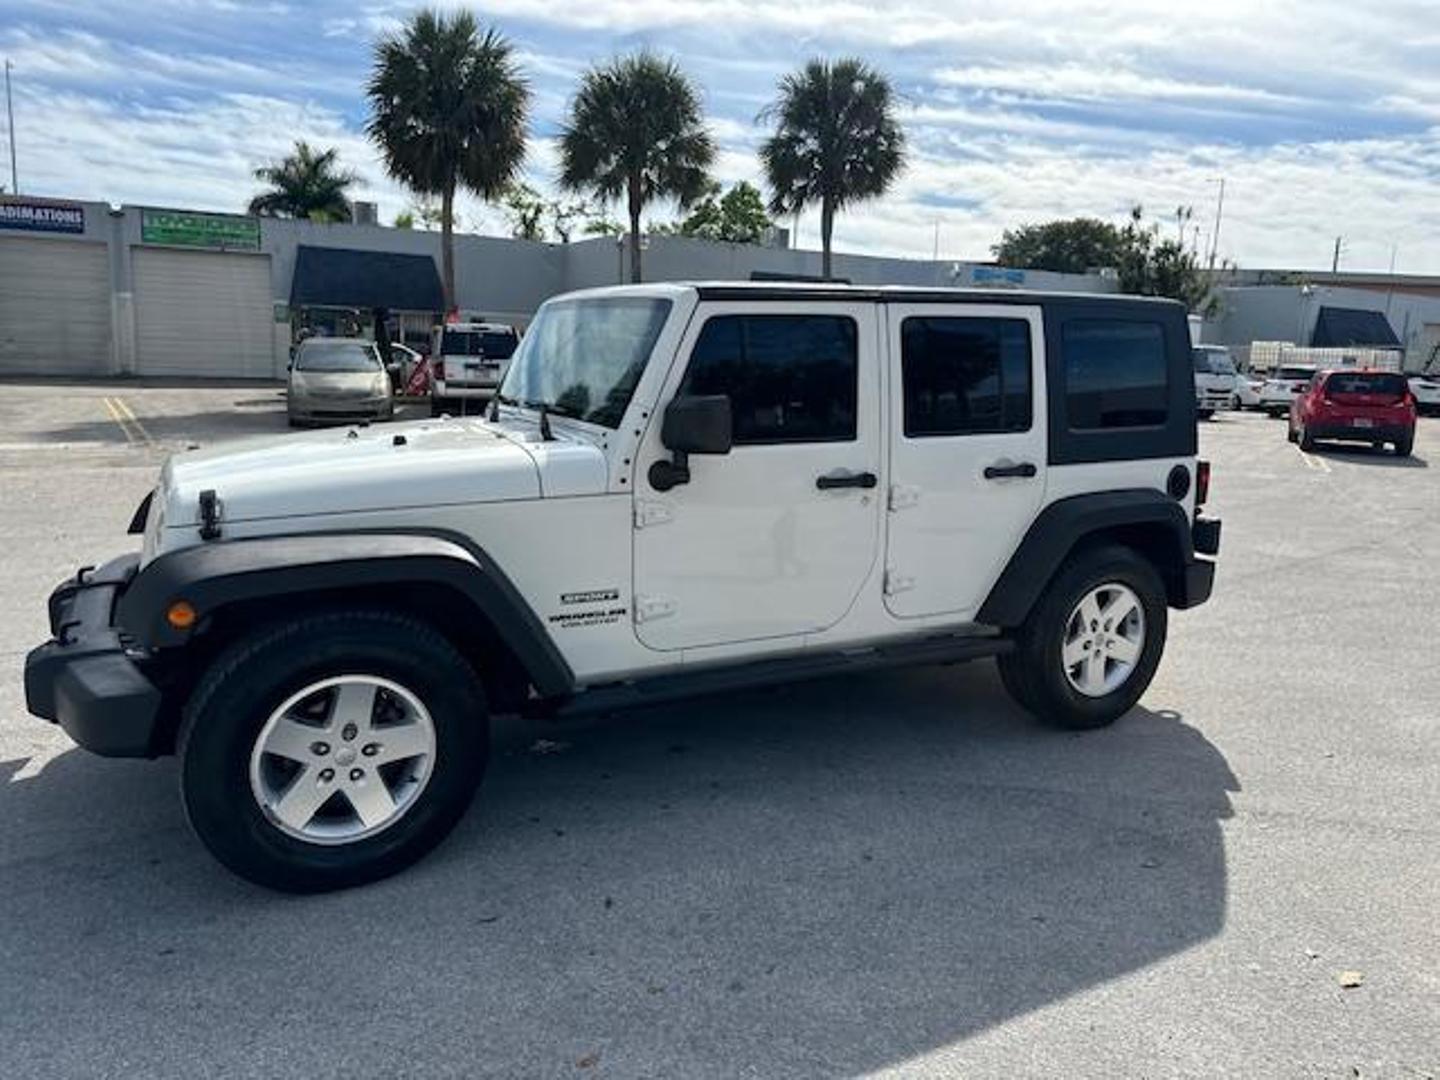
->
(498, 298, 672, 428)
(1192, 348, 1236, 375)
(440, 329, 518, 359)
(296, 341, 381, 373)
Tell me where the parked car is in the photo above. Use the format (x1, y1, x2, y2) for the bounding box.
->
(1192, 345, 1238, 419)
(1409, 371, 1440, 416)
(431, 321, 520, 416)
(1287, 369, 1416, 456)
(1232, 374, 1264, 410)
(26, 283, 1220, 892)
(1259, 364, 1319, 416)
(287, 339, 394, 426)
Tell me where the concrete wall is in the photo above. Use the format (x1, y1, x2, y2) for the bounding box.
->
(1217, 284, 1440, 370)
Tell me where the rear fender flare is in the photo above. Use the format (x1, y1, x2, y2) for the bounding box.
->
(978, 489, 1194, 628)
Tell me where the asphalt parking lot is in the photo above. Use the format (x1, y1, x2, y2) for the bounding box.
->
(1, 382, 1437, 1078)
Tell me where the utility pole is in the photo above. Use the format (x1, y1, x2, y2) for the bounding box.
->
(932, 220, 940, 261)
(1331, 235, 1343, 273)
(1205, 178, 1225, 273)
(4, 59, 16, 195)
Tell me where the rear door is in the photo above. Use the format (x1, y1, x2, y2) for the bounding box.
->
(883, 303, 1047, 619)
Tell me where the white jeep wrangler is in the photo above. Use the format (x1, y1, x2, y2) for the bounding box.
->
(25, 283, 1221, 892)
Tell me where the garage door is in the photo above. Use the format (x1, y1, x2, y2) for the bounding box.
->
(0, 237, 111, 376)
(134, 248, 274, 377)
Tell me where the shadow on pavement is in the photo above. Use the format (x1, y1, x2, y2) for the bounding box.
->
(0, 663, 1237, 1076)
(1311, 443, 1428, 469)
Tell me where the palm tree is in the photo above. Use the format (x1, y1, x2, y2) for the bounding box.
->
(366, 9, 529, 310)
(559, 52, 714, 283)
(247, 142, 357, 222)
(760, 58, 906, 281)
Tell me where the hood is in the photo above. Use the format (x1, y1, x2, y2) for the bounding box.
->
(157, 415, 607, 531)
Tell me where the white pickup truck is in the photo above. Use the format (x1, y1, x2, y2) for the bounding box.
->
(1192, 345, 1239, 419)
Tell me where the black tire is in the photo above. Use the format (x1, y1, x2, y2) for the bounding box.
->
(1394, 434, 1414, 457)
(1197, 408, 1213, 421)
(430, 397, 449, 417)
(1000, 544, 1168, 730)
(178, 609, 488, 893)
(1286, 421, 1298, 443)
(1299, 424, 1316, 452)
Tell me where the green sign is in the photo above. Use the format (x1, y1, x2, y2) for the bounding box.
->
(141, 209, 260, 250)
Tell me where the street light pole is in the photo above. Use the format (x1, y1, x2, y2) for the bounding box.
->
(4, 59, 17, 195)
(1205, 177, 1225, 273)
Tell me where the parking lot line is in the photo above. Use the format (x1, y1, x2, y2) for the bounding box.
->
(1296, 446, 1332, 473)
(111, 395, 155, 446)
(101, 396, 137, 445)
(102, 395, 153, 447)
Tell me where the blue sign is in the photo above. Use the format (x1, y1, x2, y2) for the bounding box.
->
(972, 266, 1027, 286)
(0, 199, 86, 234)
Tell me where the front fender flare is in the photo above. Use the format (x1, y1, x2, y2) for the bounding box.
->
(117, 530, 574, 697)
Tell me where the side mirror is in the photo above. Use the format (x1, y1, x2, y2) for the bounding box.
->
(651, 394, 732, 491)
(661, 394, 732, 455)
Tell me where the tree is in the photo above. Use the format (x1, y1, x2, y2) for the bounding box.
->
(501, 181, 547, 241)
(659, 180, 773, 243)
(992, 218, 1124, 275)
(247, 141, 357, 222)
(760, 58, 905, 280)
(1117, 206, 1216, 312)
(366, 9, 529, 309)
(559, 52, 715, 283)
(991, 207, 1220, 312)
(393, 210, 415, 229)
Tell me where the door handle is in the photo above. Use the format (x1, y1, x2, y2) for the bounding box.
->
(816, 470, 878, 490)
(983, 461, 1037, 480)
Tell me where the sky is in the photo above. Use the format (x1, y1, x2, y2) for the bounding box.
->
(3, 0, 1440, 272)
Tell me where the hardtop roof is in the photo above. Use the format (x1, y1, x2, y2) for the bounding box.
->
(551, 280, 1186, 310)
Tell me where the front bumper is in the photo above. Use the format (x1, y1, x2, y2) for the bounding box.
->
(23, 554, 163, 757)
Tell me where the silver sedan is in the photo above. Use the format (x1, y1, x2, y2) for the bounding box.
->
(287, 339, 395, 426)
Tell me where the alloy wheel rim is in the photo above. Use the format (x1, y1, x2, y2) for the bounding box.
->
(248, 675, 436, 845)
(1061, 583, 1146, 698)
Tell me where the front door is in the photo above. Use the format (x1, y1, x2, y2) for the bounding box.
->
(633, 302, 882, 652)
(883, 303, 1047, 619)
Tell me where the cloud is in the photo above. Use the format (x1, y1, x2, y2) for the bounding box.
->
(4, 1, 1440, 273)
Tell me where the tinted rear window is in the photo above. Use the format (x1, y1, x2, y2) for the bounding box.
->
(441, 330, 518, 359)
(1276, 366, 1316, 380)
(1063, 320, 1169, 429)
(902, 316, 1032, 436)
(1326, 373, 1407, 396)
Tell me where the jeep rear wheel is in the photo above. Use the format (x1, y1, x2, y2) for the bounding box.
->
(178, 609, 488, 892)
(1000, 545, 1168, 730)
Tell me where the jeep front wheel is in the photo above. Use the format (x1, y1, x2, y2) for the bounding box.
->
(1000, 545, 1167, 729)
(178, 609, 488, 892)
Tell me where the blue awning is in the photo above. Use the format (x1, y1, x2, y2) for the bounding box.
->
(290, 245, 443, 312)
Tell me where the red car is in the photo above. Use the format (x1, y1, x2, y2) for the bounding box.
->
(1288, 369, 1416, 457)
